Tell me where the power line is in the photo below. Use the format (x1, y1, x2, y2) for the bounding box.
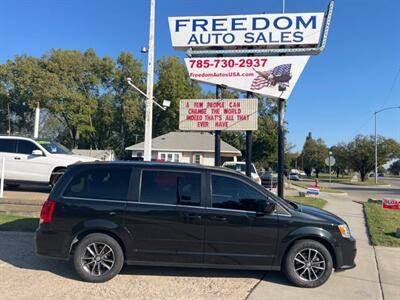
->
(379, 65, 400, 109)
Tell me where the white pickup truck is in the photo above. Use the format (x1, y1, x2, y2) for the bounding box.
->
(0, 136, 96, 187)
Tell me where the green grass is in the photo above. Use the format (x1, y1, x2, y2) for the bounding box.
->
(363, 202, 400, 247)
(286, 196, 327, 209)
(290, 181, 343, 193)
(0, 214, 39, 232)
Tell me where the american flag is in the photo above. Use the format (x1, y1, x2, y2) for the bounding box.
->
(251, 64, 292, 91)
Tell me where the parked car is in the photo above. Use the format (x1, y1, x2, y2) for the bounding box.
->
(36, 162, 356, 287)
(288, 173, 300, 181)
(260, 171, 278, 188)
(222, 161, 261, 184)
(0, 136, 96, 187)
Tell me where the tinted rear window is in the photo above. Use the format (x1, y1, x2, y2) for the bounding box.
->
(63, 167, 131, 201)
(0, 139, 17, 153)
(140, 170, 201, 206)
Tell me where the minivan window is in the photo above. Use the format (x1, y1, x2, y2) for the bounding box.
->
(0, 139, 17, 153)
(140, 170, 201, 206)
(17, 140, 39, 155)
(63, 167, 131, 201)
(211, 175, 266, 212)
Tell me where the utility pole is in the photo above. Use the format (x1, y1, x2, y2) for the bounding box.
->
(7, 102, 11, 135)
(374, 112, 378, 184)
(34, 101, 40, 139)
(143, 0, 156, 162)
(329, 151, 332, 184)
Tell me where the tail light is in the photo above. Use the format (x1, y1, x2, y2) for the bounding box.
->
(40, 200, 56, 224)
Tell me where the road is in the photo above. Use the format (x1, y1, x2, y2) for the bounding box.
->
(317, 177, 400, 202)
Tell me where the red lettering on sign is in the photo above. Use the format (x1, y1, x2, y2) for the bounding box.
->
(197, 122, 209, 127)
(223, 108, 242, 114)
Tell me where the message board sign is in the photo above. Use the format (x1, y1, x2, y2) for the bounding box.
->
(179, 99, 258, 131)
(185, 56, 309, 99)
(382, 198, 400, 210)
(169, 13, 324, 49)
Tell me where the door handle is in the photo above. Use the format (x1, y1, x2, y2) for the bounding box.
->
(109, 212, 117, 216)
(185, 214, 202, 220)
(209, 216, 227, 222)
(14, 157, 21, 160)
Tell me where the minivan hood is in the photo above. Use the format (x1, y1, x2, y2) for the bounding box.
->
(297, 204, 345, 225)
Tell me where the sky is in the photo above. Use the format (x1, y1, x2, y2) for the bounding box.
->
(0, 0, 399, 151)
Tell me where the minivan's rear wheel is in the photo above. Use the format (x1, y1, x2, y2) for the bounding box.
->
(284, 239, 333, 288)
(73, 233, 124, 283)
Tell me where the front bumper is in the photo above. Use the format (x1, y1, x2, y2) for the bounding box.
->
(334, 235, 357, 271)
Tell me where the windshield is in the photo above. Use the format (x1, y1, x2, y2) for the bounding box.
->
(224, 163, 256, 174)
(37, 140, 71, 154)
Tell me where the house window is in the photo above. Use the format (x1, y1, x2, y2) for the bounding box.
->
(159, 152, 180, 162)
(136, 152, 143, 158)
(194, 154, 201, 164)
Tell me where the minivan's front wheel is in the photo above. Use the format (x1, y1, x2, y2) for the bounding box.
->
(284, 239, 333, 288)
(73, 233, 124, 283)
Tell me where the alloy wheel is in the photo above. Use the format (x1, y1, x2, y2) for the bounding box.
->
(81, 242, 115, 276)
(293, 248, 326, 282)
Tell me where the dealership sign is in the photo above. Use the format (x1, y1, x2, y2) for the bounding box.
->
(169, 13, 324, 49)
(185, 56, 309, 99)
(382, 198, 400, 210)
(179, 99, 258, 131)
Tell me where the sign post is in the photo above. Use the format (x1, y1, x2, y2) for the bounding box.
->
(246, 91, 254, 178)
(215, 84, 222, 167)
(277, 98, 285, 198)
(325, 154, 336, 184)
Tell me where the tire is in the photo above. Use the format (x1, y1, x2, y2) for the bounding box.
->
(284, 239, 333, 288)
(50, 168, 66, 187)
(73, 233, 124, 283)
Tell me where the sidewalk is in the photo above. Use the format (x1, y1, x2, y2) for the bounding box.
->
(248, 189, 397, 300)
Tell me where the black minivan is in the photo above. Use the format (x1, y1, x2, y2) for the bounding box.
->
(35, 162, 356, 288)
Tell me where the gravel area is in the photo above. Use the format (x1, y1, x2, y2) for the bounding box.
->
(0, 232, 264, 300)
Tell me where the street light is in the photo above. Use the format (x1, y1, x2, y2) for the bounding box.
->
(374, 106, 400, 184)
(126, 78, 170, 111)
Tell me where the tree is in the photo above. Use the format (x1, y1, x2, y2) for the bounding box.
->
(330, 143, 349, 178)
(0, 55, 55, 135)
(252, 98, 279, 168)
(347, 135, 399, 181)
(388, 160, 400, 175)
(100, 52, 145, 155)
(301, 132, 329, 177)
(153, 57, 202, 136)
(41, 49, 112, 148)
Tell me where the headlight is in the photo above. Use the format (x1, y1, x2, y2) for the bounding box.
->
(338, 224, 351, 238)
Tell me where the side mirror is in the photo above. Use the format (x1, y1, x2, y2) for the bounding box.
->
(32, 149, 44, 156)
(264, 201, 276, 214)
(256, 200, 276, 215)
